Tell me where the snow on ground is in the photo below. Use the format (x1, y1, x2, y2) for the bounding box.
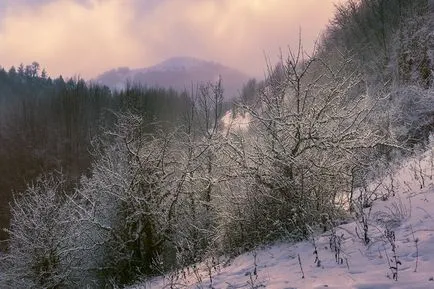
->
(131, 145, 434, 289)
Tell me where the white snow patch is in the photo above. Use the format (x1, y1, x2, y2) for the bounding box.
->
(221, 111, 251, 132)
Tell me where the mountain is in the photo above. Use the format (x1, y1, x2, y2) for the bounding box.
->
(96, 57, 250, 99)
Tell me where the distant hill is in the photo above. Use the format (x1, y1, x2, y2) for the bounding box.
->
(96, 57, 250, 99)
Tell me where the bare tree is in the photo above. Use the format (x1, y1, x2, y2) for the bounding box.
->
(0, 173, 81, 288)
(70, 113, 182, 285)
(219, 45, 386, 248)
(172, 78, 226, 265)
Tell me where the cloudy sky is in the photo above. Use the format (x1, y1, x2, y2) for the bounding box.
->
(0, 0, 343, 79)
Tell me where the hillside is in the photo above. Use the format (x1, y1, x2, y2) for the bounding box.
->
(133, 141, 434, 289)
(322, 0, 434, 88)
(96, 57, 250, 99)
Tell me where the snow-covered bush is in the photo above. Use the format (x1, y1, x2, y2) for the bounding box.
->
(390, 86, 434, 147)
(69, 113, 183, 286)
(217, 48, 387, 250)
(0, 173, 81, 288)
(70, 99, 226, 285)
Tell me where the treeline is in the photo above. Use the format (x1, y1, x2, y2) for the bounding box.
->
(0, 64, 196, 248)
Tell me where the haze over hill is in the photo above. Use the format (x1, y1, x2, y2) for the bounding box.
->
(96, 57, 250, 98)
(0, 0, 341, 79)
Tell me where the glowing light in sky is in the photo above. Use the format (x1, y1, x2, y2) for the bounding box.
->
(0, 0, 343, 78)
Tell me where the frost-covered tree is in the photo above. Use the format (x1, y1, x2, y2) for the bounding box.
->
(389, 86, 434, 146)
(166, 78, 227, 265)
(61, 77, 228, 284)
(0, 173, 81, 288)
(69, 113, 182, 285)
(218, 46, 386, 249)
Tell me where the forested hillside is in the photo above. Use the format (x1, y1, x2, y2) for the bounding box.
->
(322, 0, 434, 146)
(0, 65, 196, 249)
(324, 0, 433, 88)
(1, 0, 434, 288)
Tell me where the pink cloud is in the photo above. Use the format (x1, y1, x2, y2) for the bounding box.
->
(0, 0, 343, 78)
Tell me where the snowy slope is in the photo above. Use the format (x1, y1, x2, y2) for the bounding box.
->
(131, 143, 434, 289)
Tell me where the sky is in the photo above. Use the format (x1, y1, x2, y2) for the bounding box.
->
(0, 0, 344, 79)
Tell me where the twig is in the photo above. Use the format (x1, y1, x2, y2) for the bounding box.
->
(410, 225, 419, 272)
(298, 254, 305, 279)
(312, 236, 321, 267)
